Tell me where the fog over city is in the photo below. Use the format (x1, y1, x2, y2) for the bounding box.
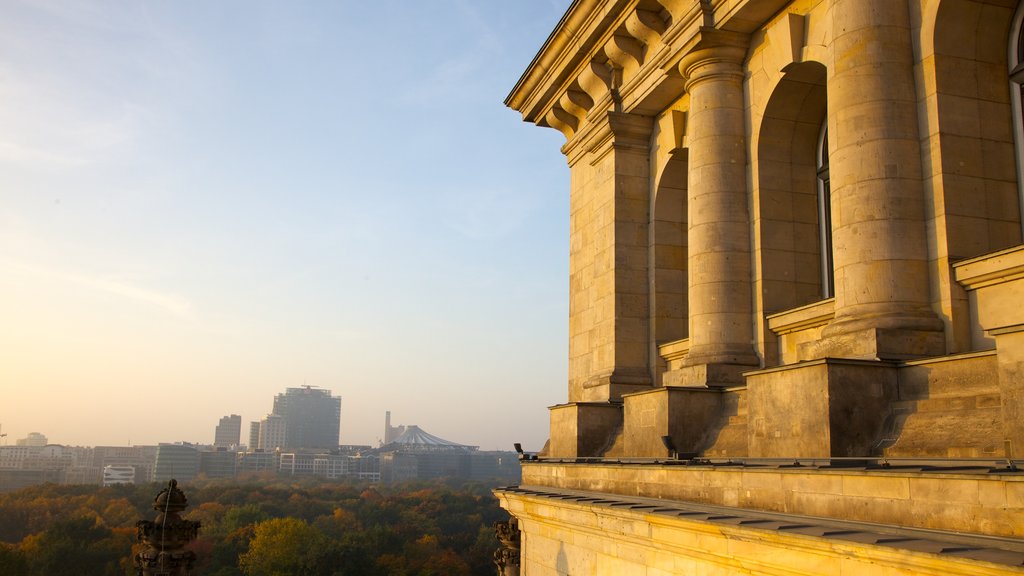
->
(0, 1, 571, 451)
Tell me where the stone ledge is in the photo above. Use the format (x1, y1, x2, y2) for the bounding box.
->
(496, 485, 1024, 575)
(954, 244, 1024, 290)
(517, 460, 1024, 538)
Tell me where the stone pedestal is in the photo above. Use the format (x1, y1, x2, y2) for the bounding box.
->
(548, 402, 623, 458)
(622, 387, 723, 457)
(745, 359, 897, 457)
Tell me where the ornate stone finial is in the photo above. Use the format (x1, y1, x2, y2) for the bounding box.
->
(494, 517, 521, 576)
(134, 479, 201, 576)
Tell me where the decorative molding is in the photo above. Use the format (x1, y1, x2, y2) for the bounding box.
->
(953, 244, 1024, 290)
(658, 337, 691, 363)
(766, 299, 835, 335)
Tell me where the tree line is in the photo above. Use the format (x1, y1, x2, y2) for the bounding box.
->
(0, 476, 509, 575)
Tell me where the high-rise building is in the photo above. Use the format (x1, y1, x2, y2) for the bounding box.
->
(248, 421, 260, 450)
(214, 414, 242, 448)
(257, 414, 286, 450)
(496, 1, 1024, 574)
(272, 386, 341, 450)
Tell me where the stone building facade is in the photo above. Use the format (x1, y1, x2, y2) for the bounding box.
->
(497, 0, 1024, 573)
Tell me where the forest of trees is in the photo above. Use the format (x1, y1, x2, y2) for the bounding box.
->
(0, 477, 510, 575)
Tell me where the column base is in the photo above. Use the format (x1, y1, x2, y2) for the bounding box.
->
(581, 368, 652, 402)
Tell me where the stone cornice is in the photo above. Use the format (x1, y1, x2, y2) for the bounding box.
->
(506, 0, 779, 148)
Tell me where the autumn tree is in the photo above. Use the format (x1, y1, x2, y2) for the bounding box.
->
(238, 517, 334, 576)
(0, 542, 29, 576)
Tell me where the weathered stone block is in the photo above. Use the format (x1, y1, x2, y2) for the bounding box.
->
(746, 359, 897, 457)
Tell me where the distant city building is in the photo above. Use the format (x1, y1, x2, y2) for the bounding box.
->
(93, 446, 157, 484)
(103, 465, 136, 486)
(199, 448, 237, 478)
(257, 414, 286, 450)
(153, 444, 200, 483)
(237, 450, 278, 475)
(214, 414, 242, 448)
(278, 452, 316, 476)
(273, 386, 341, 450)
(378, 425, 519, 483)
(15, 432, 47, 447)
(384, 411, 406, 445)
(248, 421, 261, 450)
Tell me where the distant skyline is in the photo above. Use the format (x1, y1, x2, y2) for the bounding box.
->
(0, 1, 571, 451)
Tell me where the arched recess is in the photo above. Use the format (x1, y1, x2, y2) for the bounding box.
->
(920, 0, 1020, 353)
(929, 0, 1021, 259)
(650, 151, 688, 382)
(756, 61, 829, 315)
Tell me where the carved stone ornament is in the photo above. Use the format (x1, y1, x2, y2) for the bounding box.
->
(134, 479, 201, 576)
(494, 517, 521, 576)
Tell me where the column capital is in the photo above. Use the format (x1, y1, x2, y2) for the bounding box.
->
(566, 110, 654, 166)
(678, 29, 748, 90)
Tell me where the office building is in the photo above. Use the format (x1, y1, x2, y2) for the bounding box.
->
(153, 443, 199, 483)
(213, 414, 241, 448)
(257, 414, 286, 451)
(272, 386, 341, 450)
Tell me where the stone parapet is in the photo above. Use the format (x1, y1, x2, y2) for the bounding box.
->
(496, 485, 1024, 575)
(517, 461, 1024, 539)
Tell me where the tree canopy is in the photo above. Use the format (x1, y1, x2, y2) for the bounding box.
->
(0, 478, 507, 575)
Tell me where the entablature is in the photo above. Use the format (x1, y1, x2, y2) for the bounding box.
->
(506, 0, 793, 144)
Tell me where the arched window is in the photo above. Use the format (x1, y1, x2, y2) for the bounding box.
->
(817, 120, 834, 298)
(1010, 1, 1024, 229)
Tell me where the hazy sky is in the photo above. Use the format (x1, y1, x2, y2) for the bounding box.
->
(0, 1, 570, 451)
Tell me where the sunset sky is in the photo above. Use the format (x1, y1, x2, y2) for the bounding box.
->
(0, 1, 570, 451)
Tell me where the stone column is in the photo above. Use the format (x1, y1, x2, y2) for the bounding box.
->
(808, 0, 943, 360)
(677, 32, 759, 385)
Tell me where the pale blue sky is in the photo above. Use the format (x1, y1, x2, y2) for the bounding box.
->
(0, 1, 570, 451)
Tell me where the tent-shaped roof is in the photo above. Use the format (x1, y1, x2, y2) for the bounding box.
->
(386, 425, 477, 451)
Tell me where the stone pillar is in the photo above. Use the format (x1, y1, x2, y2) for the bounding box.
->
(566, 111, 655, 403)
(677, 32, 759, 385)
(808, 0, 943, 360)
(550, 112, 653, 458)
